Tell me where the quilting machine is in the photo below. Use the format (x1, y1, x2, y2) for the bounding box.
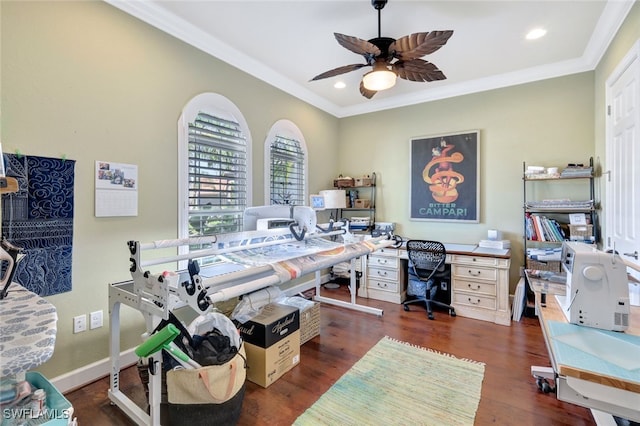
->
(108, 205, 400, 425)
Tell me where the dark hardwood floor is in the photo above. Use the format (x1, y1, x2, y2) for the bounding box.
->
(65, 286, 596, 425)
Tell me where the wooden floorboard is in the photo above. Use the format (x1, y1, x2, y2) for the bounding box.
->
(64, 286, 596, 425)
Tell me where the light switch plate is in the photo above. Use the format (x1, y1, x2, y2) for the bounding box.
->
(90, 310, 103, 330)
(73, 315, 87, 333)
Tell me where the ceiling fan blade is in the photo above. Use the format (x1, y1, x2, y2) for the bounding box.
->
(310, 63, 368, 81)
(390, 31, 454, 61)
(335, 33, 381, 58)
(393, 59, 447, 82)
(359, 81, 377, 99)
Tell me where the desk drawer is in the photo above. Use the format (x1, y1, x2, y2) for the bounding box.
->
(453, 279, 497, 296)
(452, 265, 497, 281)
(450, 255, 498, 267)
(367, 278, 399, 293)
(368, 267, 399, 281)
(368, 255, 399, 269)
(453, 293, 496, 310)
(376, 247, 398, 257)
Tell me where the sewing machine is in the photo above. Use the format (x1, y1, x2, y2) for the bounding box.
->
(109, 205, 400, 425)
(558, 241, 630, 331)
(529, 242, 639, 422)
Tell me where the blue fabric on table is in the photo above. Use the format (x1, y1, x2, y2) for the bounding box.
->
(1, 154, 75, 296)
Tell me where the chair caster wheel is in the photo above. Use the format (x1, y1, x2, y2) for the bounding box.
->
(450, 310, 456, 317)
(535, 377, 555, 394)
(403, 305, 409, 311)
(428, 313, 435, 320)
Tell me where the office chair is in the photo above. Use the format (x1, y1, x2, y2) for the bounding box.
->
(402, 240, 456, 320)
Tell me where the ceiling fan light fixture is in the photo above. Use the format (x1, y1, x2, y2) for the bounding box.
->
(362, 67, 397, 91)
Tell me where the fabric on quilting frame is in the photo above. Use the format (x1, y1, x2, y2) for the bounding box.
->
(1, 154, 75, 296)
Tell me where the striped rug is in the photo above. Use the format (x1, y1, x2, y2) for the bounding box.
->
(294, 336, 485, 426)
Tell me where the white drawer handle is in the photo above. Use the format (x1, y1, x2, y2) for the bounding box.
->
(468, 297, 481, 305)
(467, 283, 481, 291)
(467, 269, 481, 276)
(376, 259, 388, 265)
(377, 271, 388, 276)
(377, 282, 388, 288)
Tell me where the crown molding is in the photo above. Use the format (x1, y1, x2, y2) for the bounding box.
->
(104, 0, 634, 118)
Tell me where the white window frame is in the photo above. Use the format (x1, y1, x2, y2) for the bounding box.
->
(264, 119, 308, 206)
(178, 93, 252, 247)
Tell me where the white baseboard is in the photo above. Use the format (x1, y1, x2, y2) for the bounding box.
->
(50, 273, 332, 394)
(50, 348, 139, 394)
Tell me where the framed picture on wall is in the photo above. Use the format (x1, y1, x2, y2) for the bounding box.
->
(410, 130, 480, 223)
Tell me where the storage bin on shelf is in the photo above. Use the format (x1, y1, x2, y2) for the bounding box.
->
(568, 224, 594, 242)
(354, 176, 373, 187)
(526, 259, 562, 273)
(333, 175, 354, 188)
(354, 199, 370, 208)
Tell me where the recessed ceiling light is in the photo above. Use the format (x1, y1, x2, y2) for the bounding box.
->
(526, 28, 547, 40)
(334, 81, 346, 89)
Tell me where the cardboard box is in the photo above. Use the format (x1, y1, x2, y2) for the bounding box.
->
(354, 176, 373, 186)
(237, 303, 300, 347)
(237, 303, 301, 387)
(244, 330, 300, 387)
(354, 199, 370, 208)
(333, 176, 354, 188)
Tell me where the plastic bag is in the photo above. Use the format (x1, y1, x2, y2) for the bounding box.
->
(230, 286, 284, 323)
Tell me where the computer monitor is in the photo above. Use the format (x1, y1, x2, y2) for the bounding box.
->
(309, 194, 325, 210)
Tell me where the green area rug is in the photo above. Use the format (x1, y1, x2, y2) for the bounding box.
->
(294, 336, 485, 426)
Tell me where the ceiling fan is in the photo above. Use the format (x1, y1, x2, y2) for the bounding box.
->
(310, 0, 453, 99)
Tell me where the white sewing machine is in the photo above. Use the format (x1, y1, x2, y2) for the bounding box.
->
(559, 241, 630, 331)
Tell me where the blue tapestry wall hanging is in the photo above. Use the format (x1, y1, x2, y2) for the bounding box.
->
(1, 154, 75, 296)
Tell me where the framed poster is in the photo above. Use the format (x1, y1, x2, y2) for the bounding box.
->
(410, 130, 480, 222)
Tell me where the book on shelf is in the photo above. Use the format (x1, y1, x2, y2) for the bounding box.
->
(525, 214, 566, 242)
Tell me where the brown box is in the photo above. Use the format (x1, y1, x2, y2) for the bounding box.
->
(354, 199, 371, 208)
(354, 176, 373, 187)
(237, 303, 299, 347)
(333, 176, 354, 188)
(300, 302, 320, 345)
(526, 259, 562, 273)
(237, 303, 301, 388)
(244, 330, 300, 388)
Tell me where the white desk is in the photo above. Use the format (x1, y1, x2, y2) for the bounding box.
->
(528, 271, 640, 422)
(359, 243, 512, 326)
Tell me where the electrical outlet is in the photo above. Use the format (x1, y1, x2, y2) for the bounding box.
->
(90, 310, 103, 330)
(73, 315, 87, 333)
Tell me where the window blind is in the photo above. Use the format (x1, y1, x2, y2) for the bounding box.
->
(188, 112, 247, 236)
(269, 135, 304, 205)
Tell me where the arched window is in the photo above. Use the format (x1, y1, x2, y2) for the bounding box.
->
(178, 93, 252, 243)
(264, 120, 307, 206)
